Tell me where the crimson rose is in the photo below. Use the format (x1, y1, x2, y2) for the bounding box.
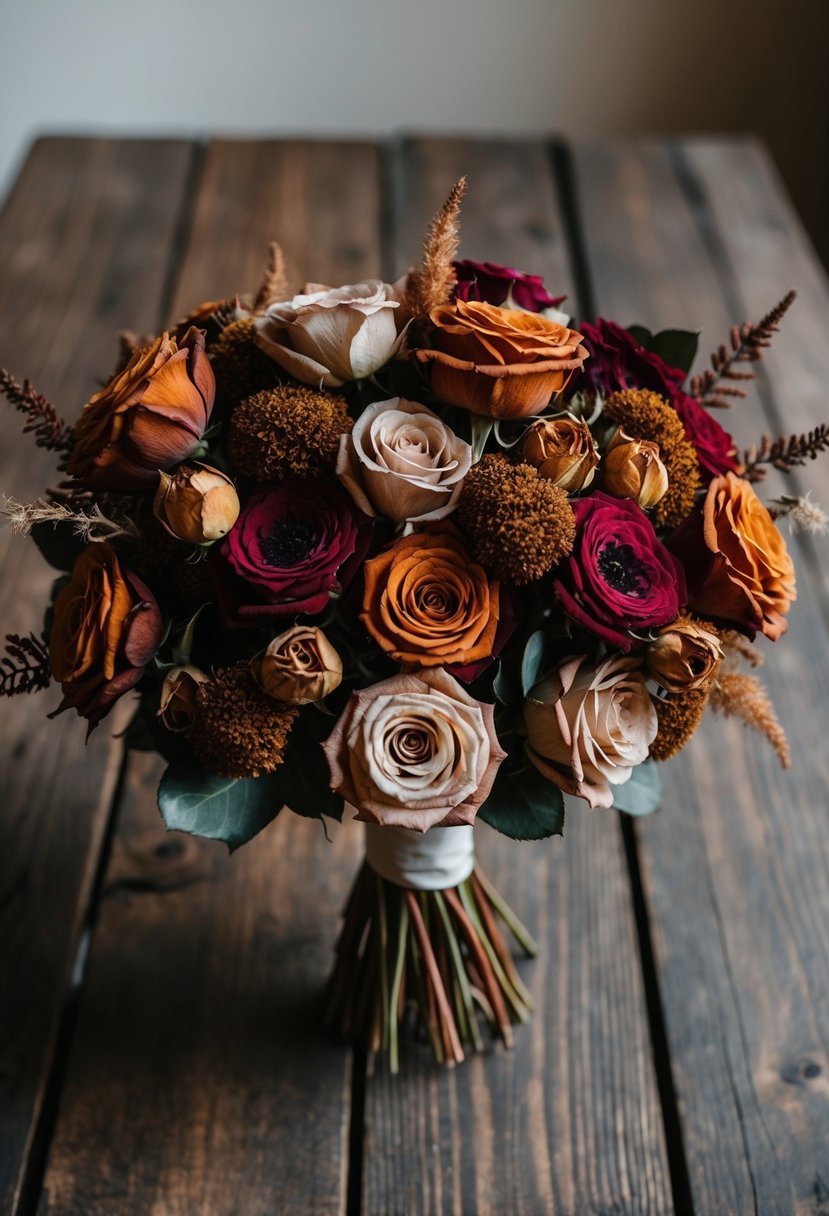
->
(453, 260, 565, 312)
(671, 391, 738, 479)
(219, 480, 372, 620)
(553, 492, 686, 651)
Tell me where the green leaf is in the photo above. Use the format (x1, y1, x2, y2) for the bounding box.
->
(275, 707, 344, 822)
(158, 763, 283, 852)
(479, 762, 565, 841)
(31, 521, 84, 572)
(646, 329, 699, 375)
(520, 630, 548, 697)
(626, 324, 652, 347)
(611, 761, 662, 817)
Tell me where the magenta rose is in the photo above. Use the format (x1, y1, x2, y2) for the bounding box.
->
(553, 492, 687, 651)
(219, 479, 372, 621)
(671, 391, 738, 479)
(453, 260, 565, 312)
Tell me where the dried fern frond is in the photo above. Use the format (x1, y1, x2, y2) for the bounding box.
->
(709, 672, 790, 768)
(0, 632, 52, 697)
(768, 493, 829, 534)
(253, 242, 290, 314)
(405, 177, 467, 323)
(689, 290, 796, 408)
(2, 495, 141, 543)
(0, 369, 74, 453)
(741, 424, 829, 482)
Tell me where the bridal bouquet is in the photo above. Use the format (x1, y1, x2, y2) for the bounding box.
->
(2, 179, 826, 1069)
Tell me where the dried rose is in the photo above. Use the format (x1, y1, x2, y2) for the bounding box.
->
(257, 625, 342, 705)
(645, 617, 723, 694)
(603, 427, 669, 509)
(153, 464, 240, 545)
(524, 654, 657, 808)
(158, 665, 209, 732)
(521, 416, 599, 491)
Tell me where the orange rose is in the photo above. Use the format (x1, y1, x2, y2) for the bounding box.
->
(49, 543, 163, 728)
(687, 472, 796, 640)
(67, 327, 215, 491)
(361, 525, 499, 668)
(413, 299, 588, 420)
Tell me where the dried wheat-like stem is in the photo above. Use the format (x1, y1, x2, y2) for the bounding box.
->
(405, 177, 468, 324)
(0, 632, 52, 697)
(709, 671, 790, 768)
(689, 290, 796, 408)
(719, 629, 764, 669)
(0, 369, 74, 453)
(2, 495, 141, 543)
(741, 424, 829, 482)
(768, 493, 829, 534)
(253, 242, 289, 314)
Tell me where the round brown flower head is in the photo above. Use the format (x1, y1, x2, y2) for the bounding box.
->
(210, 317, 279, 407)
(649, 688, 708, 760)
(227, 385, 352, 483)
(603, 389, 700, 530)
(190, 662, 299, 778)
(455, 454, 576, 584)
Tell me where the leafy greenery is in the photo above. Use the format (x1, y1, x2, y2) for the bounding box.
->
(31, 521, 84, 572)
(158, 764, 284, 852)
(479, 760, 565, 841)
(611, 760, 662, 817)
(626, 326, 699, 376)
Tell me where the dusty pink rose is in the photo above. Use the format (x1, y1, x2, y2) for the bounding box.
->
(323, 668, 506, 832)
(524, 654, 657, 808)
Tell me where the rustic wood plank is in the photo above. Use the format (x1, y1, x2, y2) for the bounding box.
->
(572, 136, 829, 1214)
(0, 137, 195, 1215)
(36, 140, 384, 1216)
(362, 138, 674, 1216)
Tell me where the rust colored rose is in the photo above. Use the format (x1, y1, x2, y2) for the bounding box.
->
(158, 665, 209, 732)
(67, 328, 215, 491)
(257, 625, 343, 705)
(645, 617, 723, 694)
(603, 427, 669, 509)
(413, 299, 588, 420)
(361, 526, 499, 670)
(49, 543, 163, 728)
(521, 416, 599, 491)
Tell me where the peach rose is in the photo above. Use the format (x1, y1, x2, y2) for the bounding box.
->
(67, 328, 215, 491)
(257, 625, 343, 705)
(521, 416, 599, 491)
(322, 668, 507, 831)
(524, 654, 657, 808)
(603, 427, 669, 509)
(413, 299, 588, 419)
(361, 525, 499, 669)
(337, 397, 471, 527)
(645, 616, 723, 694)
(153, 464, 240, 545)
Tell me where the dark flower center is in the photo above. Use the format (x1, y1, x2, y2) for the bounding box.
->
(596, 540, 649, 597)
(262, 520, 317, 567)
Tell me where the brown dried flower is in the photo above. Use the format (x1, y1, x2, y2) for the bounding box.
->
(650, 689, 709, 760)
(210, 317, 279, 407)
(227, 385, 352, 483)
(521, 416, 599, 492)
(645, 615, 723, 694)
(603, 427, 669, 509)
(190, 662, 299, 778)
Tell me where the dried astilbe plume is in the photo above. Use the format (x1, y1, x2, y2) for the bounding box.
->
(0, 632, 51, 697)
(190, 662, 299, 779)
(708, 672, 790, 769)
(602, 388, 700, 529)
(718, 629, 763, 669)
(689, 290, 796, 408)
(2, 495, 141, 543)
(741, 425, 829, 483)
(210, 318, 279, 407)
(253, 241, 290, 314)
(768, 493, 829, 534)
(0, 369, 74, 454)
(650, 689, 709, 760)
(404, 177, 467, 327)
(227, 385, 352, 483)
(455, 454, 576, 584)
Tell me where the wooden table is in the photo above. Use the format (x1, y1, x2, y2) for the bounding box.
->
(1, 135, 828, 1216)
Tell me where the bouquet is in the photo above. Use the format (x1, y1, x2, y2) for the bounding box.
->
(2, 178, 826, 1070)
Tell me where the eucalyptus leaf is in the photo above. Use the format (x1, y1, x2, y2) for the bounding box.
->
(158, 763, 283, 852)
(479, 762, 565, 841)
(275, 706, 345, 822)
(31, 521, 84, 572)
(611, 760, 662, 817)
(646, 329, 699, 375)
(520, 630, 548, 697)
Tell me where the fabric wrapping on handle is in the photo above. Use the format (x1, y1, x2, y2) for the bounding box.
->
(363, 821, 475, 890)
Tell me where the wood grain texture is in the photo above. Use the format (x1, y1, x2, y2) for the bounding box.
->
(572, 137, 829, 1214)
(36, 140, 382, 1216)
(0, 138, 194, 1215)
(361, 138, 673, 1216)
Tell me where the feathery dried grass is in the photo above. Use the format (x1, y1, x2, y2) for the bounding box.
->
(405, 177, 467, 323)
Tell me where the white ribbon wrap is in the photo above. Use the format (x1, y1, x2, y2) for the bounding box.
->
(363, 821, 475, 891)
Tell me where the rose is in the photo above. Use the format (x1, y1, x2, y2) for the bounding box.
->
(257, 625, 343, 705)
(413, 299, 588, 420)
(323, 668, 507, 831)
(645, 617, 723, 693)
(603, 428, 669, 509)
(67, 328, 215, 491)
(553, 492, 686, 651)
(361, 525, 500, 670)
(158, 665, 209, 732)
(524, 654, 657, 808)
(669, 472, 796, 640)
(153, 464, 240, 545)
(254, 280, 403, 387)
(219, 479, 372, 620)
(453, 260, 565, 312)
(521, 416, 599, 491)
(49, 543, 163, 728)
(671, 391, 739, 479)
(337, 397, 471, 527)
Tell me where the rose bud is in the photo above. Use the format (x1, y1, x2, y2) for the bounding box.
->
(257, 625, 343, 705)
(603, 428, 669, 509)
(645, 616, 723, 694)
(521, 416, 599, 491)
(154, 464, 240, 545)
(158, 665, 209, 732)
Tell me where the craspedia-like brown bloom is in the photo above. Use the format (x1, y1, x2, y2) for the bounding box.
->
(455, 454, 576, 583)
(649, 688, 708, 760)
(210, 317, 279, 407)
(227, 385, 352, 483)
(190, 662, 299, 778)
(603, 388, 700, 529)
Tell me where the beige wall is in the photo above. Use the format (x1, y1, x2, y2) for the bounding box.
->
(1, 0, 825, 261)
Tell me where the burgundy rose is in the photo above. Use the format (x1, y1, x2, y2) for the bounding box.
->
(219, 479, 372, 621)
(671, 391, 739, 479)
(553, 492, 687, 651)
(453, 260, 565, 312)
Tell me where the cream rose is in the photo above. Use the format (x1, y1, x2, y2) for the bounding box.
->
(323, 668, 506, 832)
(524, 654, 657, 808)
(254, 279, 403, 387)
(337, 397, 472, 527)
(257, 625, 342, 705)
